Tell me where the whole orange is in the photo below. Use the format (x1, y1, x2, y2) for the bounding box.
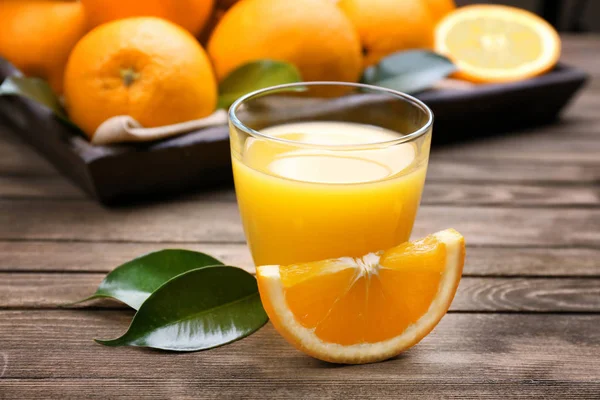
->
(199, 0, 242, 45)
(207, 0, 362, 85)
(338, 0, 435, 67)
(64, 17, 217, 139)
(80, 0, 214, 36)
(0, 0, 87, 94)
(424, 0, 456, 23)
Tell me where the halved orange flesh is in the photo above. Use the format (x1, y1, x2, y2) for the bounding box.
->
(256, 228, 465, 364)
(435, 5, 561, 83)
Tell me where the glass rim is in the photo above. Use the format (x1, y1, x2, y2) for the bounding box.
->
(228, 81, 433, 150)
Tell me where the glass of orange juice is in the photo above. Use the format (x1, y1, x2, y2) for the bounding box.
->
(229, 82, 433, 266)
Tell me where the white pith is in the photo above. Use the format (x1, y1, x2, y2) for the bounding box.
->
(258, 230, 463, 363)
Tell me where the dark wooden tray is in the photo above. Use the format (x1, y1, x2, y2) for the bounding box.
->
(0, 62, 588, 205)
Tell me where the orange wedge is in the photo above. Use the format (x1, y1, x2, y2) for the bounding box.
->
(256, 228, 465, 364)
(435, 5, 561, 83)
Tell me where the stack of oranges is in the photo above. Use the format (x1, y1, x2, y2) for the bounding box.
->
(0, 0, 560, 139)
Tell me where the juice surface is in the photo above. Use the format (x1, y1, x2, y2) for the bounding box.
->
(232, 121, 428, 266)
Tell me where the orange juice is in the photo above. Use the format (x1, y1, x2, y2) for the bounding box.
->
(232, 121, 429, 266)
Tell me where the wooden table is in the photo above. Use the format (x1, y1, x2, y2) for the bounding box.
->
(1, 36, 599, 399)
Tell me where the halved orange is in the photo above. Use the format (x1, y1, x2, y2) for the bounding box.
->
(435, 5, 561, 83)
(256, 228, 465, 364)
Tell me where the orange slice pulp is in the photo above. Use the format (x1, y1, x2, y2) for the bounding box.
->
(256, 228, 465, 364)
(435, 5, 561, 83)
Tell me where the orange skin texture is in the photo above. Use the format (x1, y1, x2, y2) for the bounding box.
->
(0, 0, 88, 94)
(80, 0, 214, 36)
(64, 17, 217, 139)
(207, 0, 363, 85)
(338, 0, 435, 67)
(424, 0, 456, 23)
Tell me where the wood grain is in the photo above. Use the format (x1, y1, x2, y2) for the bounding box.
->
(2, 379, 599, 399)
(465, 247, 600, 276)
(1, 150, 599, 184)
(453, 278, 600, 312)
(2, 242, 599, 276)
(0, 132, 57, 176)
(566, 90, 600, 122)
(423, 183, 599, 206)
(2, 177, 597, 207)
(561, 34, 600, 77)
(1, 200, 598, 246)
(1, 274, 598, 312)
(426, 159, 600, 184)
(0, 312, 598, 381)
(0, 176, 84, 199)
(432, 126, 600, 163)
(0, 241, 253, 272)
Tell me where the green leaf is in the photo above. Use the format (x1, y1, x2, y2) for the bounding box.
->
(96, 266, 268, 351)
(0, 75, 66, 119)
(362, 50, 456, 94)
(217, 60, 302, 109)
(73, 249, 223, 310)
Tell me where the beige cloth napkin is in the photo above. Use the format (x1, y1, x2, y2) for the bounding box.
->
(91, 109, 229, 145)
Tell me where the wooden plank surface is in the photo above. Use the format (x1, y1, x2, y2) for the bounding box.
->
(2, 274, 599, 312)
(1, 241, 599, 276)
(0, 312, 598, 382)
(2, 380, 600, 400)
(1, 122, 599, 170)
(0, 176, 84, 199)
(2, 149, 599, 184)
(561, 35, 600, 77)
(1, 177, 598, 207)
(1, 200, 598, 246)
(0, 35, 599, 399)
(432, 128, 600, 163)
(426, 160, 600, 184)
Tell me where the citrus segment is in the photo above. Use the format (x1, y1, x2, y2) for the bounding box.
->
(435, 5, 561, 83)
(257, 228, 465, 364)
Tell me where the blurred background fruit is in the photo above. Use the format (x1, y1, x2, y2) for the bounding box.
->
(0, 0, 87, 94)
(207, 0, 363, 86)
(80, 0, 214, 36)
(435, 4, 561, 83)
(0, 0, 576, 140)
(199, 0, 239, 45)
(338, 0, 436, 67)
(424, 0, 456, 23)
(64, 17, 217, 138)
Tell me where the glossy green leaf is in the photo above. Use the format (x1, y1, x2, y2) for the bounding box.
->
(74, 249, 223, 310)
(96, 266, 268, 351)
(362, 50, 456, 94)
(0, 75, 66, 119)
(217, 60, 302, 109)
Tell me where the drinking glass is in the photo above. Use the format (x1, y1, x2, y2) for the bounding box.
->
(228, 82, 433, 266)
